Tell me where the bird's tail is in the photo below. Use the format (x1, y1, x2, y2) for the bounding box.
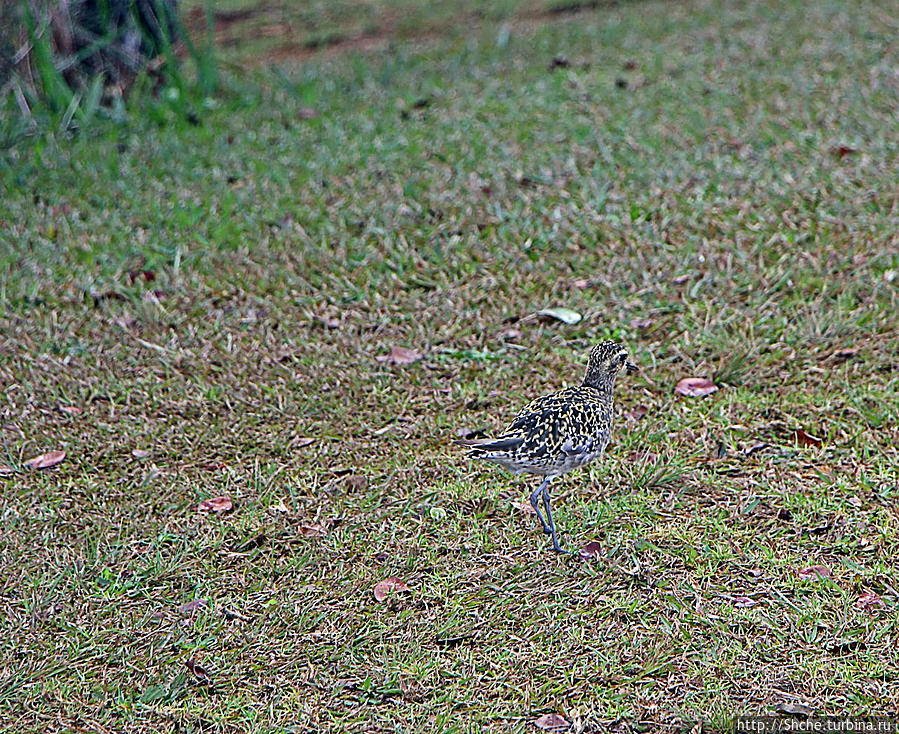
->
(454, 435, 525, 452)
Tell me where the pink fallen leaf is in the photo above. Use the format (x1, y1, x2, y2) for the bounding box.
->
(578, 541, 603, 560)
(178, 599, 207, 614)
(373, 576, 411, 602)
(299, 523, 326, 538)
(132, 449, 150, 458)
(23, 450, 66, 469)
(376, 346, 422, 366)
(675, 377, 718, 397)
(197, 496, 233, 514)
(854, 591, 885, 612)
(535, 713, 570, 731)
(797, 565, 831, 581)
(59, 405, 81, 415)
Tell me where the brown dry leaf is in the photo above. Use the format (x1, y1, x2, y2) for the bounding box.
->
(572, 278, 590, 289)
(295, 437, 315, 448)
(626, 405, 649, 420)
(674, 377, 718, 397)
(510, 500, 537, 515)
(178, 599, 207, 614)
(23, 450, 66, 470)
(534, 713, 570, 731)
(794, 429, 823, 447)
(776, 702, 814, 717)
(184, 658, 213, 684)
(830, 145, 857, 159)
(732, 596, 759, 608)
(315, 314, 340, 329)
(59, 405, 81, 415)
(376, 345, 423, 366)
(832, 346, 860, 360)
(854, 591, 885, 613)
(197, 496, 233, 514)
(797, 565, 831, 580)
(578, 541, 603, 560)
(373, 576, 411, 602)
(299, 523, 326, 538)
(345, 474, 369, 491)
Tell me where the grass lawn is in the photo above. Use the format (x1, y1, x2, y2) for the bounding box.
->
(2, 0, 898, 731)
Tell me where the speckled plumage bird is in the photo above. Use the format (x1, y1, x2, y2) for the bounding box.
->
(456, 340, 637, 553)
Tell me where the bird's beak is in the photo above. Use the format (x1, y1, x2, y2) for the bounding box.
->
(625, 361, 639, 374)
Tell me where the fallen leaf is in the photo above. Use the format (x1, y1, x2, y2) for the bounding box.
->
(197, 496, 233, 514)
(184, 658, 213, 684)
(674, 377, 718, 397)
(830, 145, 857, 158)
(535, 713, 570, 731)
(345, 474, 369, 491)
(510, 500, 537, 515)
(199, 462, 227, 470)
(732, 596, 759, 608)
(832, 346, 859, 360)
(315, 315, 340, 329)
(797, 565, 831, 581)
(828, 639, 865, 654)
(537, 307, 582, 325)
(127, 269, 156, 284)
(23, 450, 66, 469)
(629, 317, 654, 329)
(299, 523, 326, 537)
(59, 405, 81, 415)
(373, 576, 411, 602)
(294, 437, 315, 448)
(794, 429, 823, 447)
(178, 599, 207, 614)
(854, 591, 885, 612)
(572, 278, 590, 289)
(297, 107, 319, 119)
(578, 541, 603, 560)
(626, 405, 649, 420)
(502, 328, 523, 340)
(0, 464, 13, 475)
(376, 346, 423, 366)
(132, 449, 150, 458)
(777, 508, 794, 521)
(270, 498, 290, 513)
(232, 533, 266, 553)
(776, 702, 813, 717)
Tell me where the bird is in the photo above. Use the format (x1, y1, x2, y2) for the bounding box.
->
(455, 340, 637, 553)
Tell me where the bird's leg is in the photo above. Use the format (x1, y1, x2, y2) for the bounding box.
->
(541, 479, 570, 554)
(529, 477, 553, 535)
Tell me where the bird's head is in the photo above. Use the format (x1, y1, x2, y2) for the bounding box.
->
(583, 339, 638, 389)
